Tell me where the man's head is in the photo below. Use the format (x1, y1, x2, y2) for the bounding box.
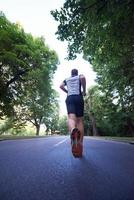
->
(71, 68, 78, 77)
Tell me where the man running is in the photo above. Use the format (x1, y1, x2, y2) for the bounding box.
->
(60, 68, 86, 157)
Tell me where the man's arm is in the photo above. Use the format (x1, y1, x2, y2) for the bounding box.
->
(80, 74, 86, 96)
(60, 82, 68, 94)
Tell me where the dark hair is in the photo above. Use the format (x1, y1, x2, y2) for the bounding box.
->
(71, 69, 78, 76)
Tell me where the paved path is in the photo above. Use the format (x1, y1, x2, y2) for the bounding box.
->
(0, 136, 134, 200)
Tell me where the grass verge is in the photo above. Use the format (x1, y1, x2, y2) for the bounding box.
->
(94, 136, 134, 144)
(0, 135, 48, 141)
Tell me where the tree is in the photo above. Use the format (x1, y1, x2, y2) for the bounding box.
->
(84, 85, 133, 136)
(58, 115, 68, 135)
(0, 13, 60, 135)
(43, 90, 60, 135)
(85, 86, 99, 136)
(0, 13, 52, 117)
(13, 38, 59, 136)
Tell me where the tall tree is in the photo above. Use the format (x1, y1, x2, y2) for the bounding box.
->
(0, 13, 60, 135)
(0, 13, 53, 117)
(13, 38, 59, 136)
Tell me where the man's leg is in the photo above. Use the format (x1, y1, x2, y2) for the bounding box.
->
(76, 117, 84, 143)
(68, 113, 82, 157)
(67, 113, 77, 132)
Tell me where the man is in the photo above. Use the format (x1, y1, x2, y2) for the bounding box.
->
(60, 68, 86, 157)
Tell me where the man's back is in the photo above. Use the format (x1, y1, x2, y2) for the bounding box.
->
(65, 75, 81, 96)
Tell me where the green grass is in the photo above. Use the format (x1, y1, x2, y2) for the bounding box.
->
(0, 135, 47, 141)
(94, 136, 134, 143)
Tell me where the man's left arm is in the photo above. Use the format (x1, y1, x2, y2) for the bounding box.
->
(80, 74, 86, 96)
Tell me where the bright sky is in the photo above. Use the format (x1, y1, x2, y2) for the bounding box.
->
(1, 0, 96, 115)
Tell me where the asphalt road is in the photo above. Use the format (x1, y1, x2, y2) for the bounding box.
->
(0, 136, 134, 200)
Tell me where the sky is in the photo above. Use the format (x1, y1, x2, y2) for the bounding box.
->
(1, 0, 96, 115)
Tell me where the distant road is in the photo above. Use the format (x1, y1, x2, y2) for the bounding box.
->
(0, 136, 134, 200)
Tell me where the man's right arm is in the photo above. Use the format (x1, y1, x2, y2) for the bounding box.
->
(60, 81, 68, 94)
(80, 74, 86, 96)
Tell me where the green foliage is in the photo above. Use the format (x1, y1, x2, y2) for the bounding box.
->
(83, 110, 91, 136)
(0, 13, 60, 135)
(0, 12, 58, 117)
(13, 39, 59, 135)
(43, 90, 60, 134)
(85, 86, 134, 136)
(0, 13, 32, 116)
(0, 118, 13, 134)
(0, 118, 25, 135)
(57, 115, 68, 135)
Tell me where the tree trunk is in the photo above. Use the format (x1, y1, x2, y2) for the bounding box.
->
(85, 98, 98, 136)
(89, 113, 98, 136)
(36, 125, 40, 136)
(127, 117, 134, 137)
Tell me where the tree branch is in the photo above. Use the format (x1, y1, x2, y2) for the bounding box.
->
(81, 0, 107, 15)
(81, 1, 98, 11)
(27, 119, 36, 126)
(6, 69, 28, 88)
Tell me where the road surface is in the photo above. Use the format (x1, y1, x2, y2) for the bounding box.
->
(0, 136, 134, 200)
